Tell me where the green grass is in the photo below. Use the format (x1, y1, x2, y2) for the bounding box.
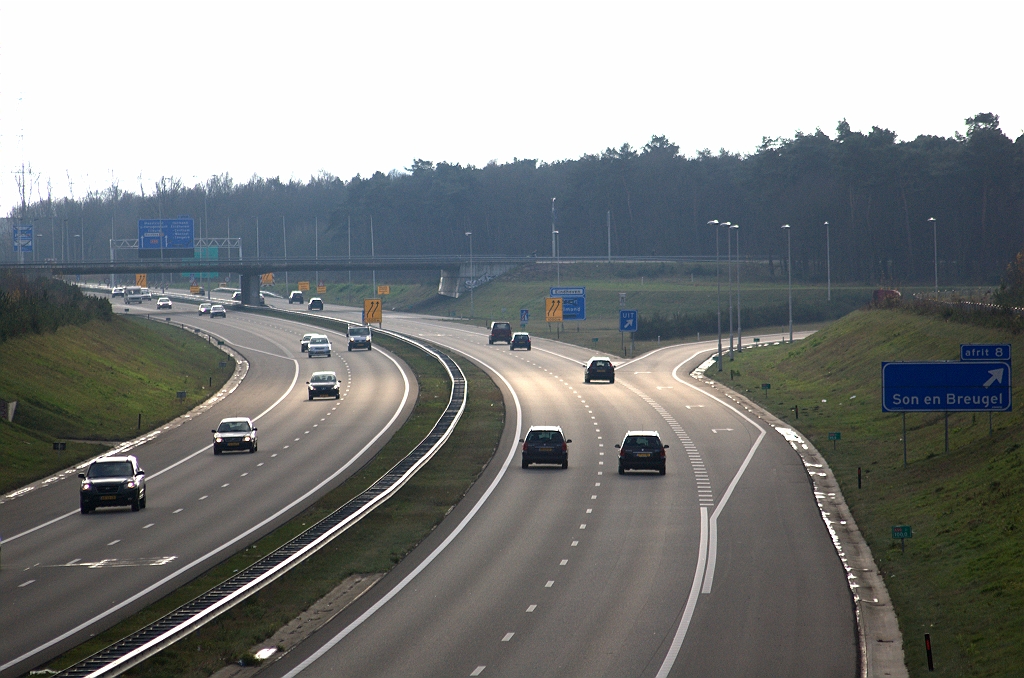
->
(709, 308, 1024, 677)
(41, 334, 504, 678)
(0, 317, 235, 494)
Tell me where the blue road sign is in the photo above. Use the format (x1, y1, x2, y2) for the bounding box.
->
(520, 309, 529, 324)
(961, 344, 1011, 363)
(550, 287, 586, 321)
(620, 310, 638, 333)
(138, 219, 195, 249)
(13, 225, 33, 252)
(881, 361, 1012, 412)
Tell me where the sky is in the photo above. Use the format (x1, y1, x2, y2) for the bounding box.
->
(1, 0, 1021, 213)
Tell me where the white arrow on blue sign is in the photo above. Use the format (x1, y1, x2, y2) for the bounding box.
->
(881, 361, 1012, 412)
(620, 310, 638, 333)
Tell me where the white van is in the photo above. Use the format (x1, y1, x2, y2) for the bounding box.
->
(124, 286, 144, 304)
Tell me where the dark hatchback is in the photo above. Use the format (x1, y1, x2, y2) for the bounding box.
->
(489, 322, 512, 344)
(616, 431, 668, 475)
(308, 371, 341, 400)
(308, 297, 324, 311)
(79, 455, 147, 513)
(510, 332, 531, 351)
(521, 425, 572, 469)
(584, 357, 615, 383)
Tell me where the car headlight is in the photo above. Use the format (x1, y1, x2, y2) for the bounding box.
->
(243, 436, 251, 442)
(215, 436, 223, 442)
(125, 480, 136, 489)
(81, 482, 92, 490)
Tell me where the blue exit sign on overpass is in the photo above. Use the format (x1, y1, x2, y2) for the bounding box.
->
(881, 361, 1012, 412)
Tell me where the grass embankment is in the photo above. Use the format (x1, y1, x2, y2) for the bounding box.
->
(0, 317, 235, 494)
(43, 335, 504, 678)
(710, 308, 1023, 676)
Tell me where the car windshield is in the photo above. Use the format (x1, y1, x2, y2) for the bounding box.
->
(310, 337, 328, 344)
(218, 421, 251, 433)
(311, 374, 336, 383)
(212, 306, 224, 310)
(302, 334, 313, 340)
(88, 461, 134, 478)
(200, 303, 211, 308)
(624, 435, 661, 449)
(350, 328, 370, 337)
(526, 430, 564, 444)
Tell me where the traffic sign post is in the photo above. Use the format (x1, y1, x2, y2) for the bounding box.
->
(892, 525, 913, 553)
(828, 431, 841, 451)
(549, 287, 585, 321)
(545, 297, 563, 323)
(761, 383, 771, 398)
(619, 310, 638, 359)
(520, 309, 529, 327)
(364, 298, 382, 326)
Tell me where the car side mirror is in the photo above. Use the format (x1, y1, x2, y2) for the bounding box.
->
(139, 469, 145, 475)
(306, 381, 310, 384)
(566, 439, 572, 444)
(211, 429, 217, 433)
(78, 472, 85, 479)
(252, 427, 257, 432)
(614, 444, 621, 449)
(663, 445, 669, 449)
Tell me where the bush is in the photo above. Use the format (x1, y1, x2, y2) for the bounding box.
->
(0, 270, 112, 342)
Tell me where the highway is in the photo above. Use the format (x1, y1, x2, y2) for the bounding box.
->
(0, 301, 416, 678)
(255, 299, 857, 677)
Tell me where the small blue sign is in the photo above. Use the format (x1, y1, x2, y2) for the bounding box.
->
(13, 225, 33, 253)
(550, 287, 586, 321)
(882, 361, 1012, 412)
(520, 309, 529, 324)
(961, 344, 1011, 363)
(620, 310, 638, 333)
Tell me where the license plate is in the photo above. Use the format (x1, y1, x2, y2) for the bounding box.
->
(539, 447, 552, 452)
(228, 442, 239, 446)
(637, 453, 651, 458)
(100, 495, 116, 501)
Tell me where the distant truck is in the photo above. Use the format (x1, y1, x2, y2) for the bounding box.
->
(124, 286, 144, 304)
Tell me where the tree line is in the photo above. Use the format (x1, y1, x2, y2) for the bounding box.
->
(4, 113, 1021, 286)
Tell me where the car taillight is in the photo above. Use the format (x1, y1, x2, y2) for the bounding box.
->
(523, 442, 529, 452)
(561, 442, 568, 452)
(660, 448, 666, 458)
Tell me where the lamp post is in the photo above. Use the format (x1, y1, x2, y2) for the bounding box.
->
(551, 197, 556, 259)
(708, 219, 722, 370)
(314, 216, 319, 288)
(465, 231, 473, 318)
(783, 224, 793, 343)
(928, 217, 937, 293)
(726, 221, 734, 360)
(554, 230, 560, 284)
(824, 221, 831, 302)
(282, 216, 288, 288)
(732, 224, 741, 352)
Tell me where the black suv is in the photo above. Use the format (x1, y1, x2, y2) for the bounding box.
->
(79, 455, 147, 513)
(616, 431, 668, 475)
(288, 290, 304, 304)
(584, 357, 615, 383)
(489, 322, 512, 344)
(521, 425, 572, 469)
(510, 332, 531, 350)
(308, 371, 341, 400)
(213, 417, 258, 454)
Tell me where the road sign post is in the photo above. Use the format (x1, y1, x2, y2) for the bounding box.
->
(828, 431, 841, 451)
(892, 525, 913, 553)
(881, 361, 1011, 413)
(520, 309, 529, 328)
(761, 383, 771, 398)
(619, 310, 637, 358)
(550, 287, 585, 321)
(364, 298, 382, 326)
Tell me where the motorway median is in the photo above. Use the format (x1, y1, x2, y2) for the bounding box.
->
(41, 332, 504, 678)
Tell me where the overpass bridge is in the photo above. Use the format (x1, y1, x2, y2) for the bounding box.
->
(1, 254, 724, 305)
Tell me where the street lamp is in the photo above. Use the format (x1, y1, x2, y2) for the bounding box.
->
(824, 221, 831, 302)
(731, 224, 741, 353)
(551, 198, 556, 259)
(726, 222, 734, 360)
(554, 230, 560, 285)
(708, 219, 722, 370)
(782, 224, 792, 343)
(928, 217, 937, 293)
(465, 231, 473, 318)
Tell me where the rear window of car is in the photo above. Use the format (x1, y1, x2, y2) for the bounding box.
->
(526, 430, 564, 444)
(623, 435, 661, 449)
(88, 461, 134, 478)
(218, 421, 252, 433)
(493, 323, 511, 330)
(590, 360, 611, 368)
(311, 374, 336, 383)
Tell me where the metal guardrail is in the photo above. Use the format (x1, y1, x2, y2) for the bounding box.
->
(53, 313, 467, 678)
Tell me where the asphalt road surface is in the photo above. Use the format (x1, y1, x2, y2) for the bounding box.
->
(253, 299, 856, 678)
(0, 299, 416, 677)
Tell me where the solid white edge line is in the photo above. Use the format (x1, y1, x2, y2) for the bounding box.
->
(655, 506, 708, 678)
(279, 354, 523, 678)
(0, 337, 409, 675)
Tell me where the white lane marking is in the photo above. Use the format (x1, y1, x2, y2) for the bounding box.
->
(107, 540, 120, 546)
(199, 495, 208, 501)
(545, 581, 554, 588)
(173, 509, 183, 514)
(240, 473, 248, 477)
(571, 541, 578, 546)
(560, 559, 568, 566)
(19, 580, 35, 588)
(527, 605, 537, 612)
(471, 667, 485, 676)
(221, 483, 230, 488)
(586, 508, 592, 513)
(1, 334, 411, 677)
(143, 524, 154, 529)
(655, 507, 708, 678)
(66, 558, 81, 565)
(580, 524, 586, 529)
(279, 352, 522, 678)
(591, 495, 596, 499)
(502, 632, 514, 642)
